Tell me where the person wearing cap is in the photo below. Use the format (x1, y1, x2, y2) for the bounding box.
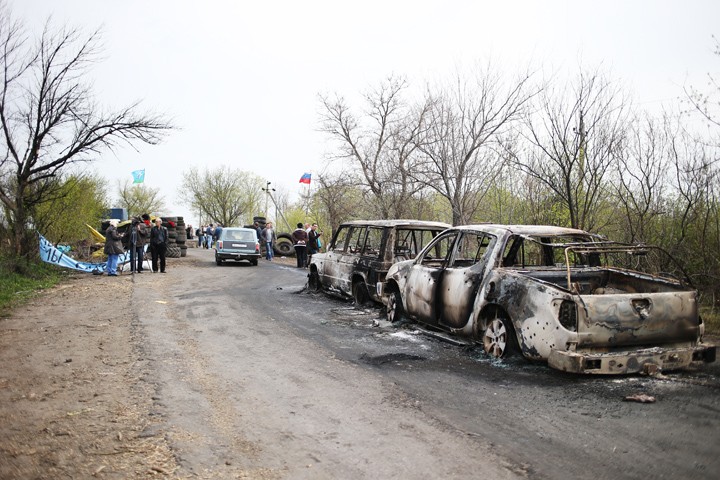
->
(104, 219, 124, 276)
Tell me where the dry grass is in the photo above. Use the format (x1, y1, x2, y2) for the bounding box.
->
(702, 306, 720, 336)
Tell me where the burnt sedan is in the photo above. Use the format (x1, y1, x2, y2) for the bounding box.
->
(381, 224, 716, 374)
(309, 220, 450, 304)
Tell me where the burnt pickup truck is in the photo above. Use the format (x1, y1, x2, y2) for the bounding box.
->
(380, 224, 716, 374)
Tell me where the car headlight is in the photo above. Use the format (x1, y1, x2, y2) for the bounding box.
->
(558, 300, 578, 332)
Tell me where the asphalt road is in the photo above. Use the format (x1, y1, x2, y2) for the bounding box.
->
(133, 247, 720, 479)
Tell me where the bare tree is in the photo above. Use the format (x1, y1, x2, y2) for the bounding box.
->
(684, 35, 720, 132)
(178, 166, 264, 227)
(312, 169, 365, 233)
(414, 63, 537, 225)
(614, 113, 672, 243)
(0, 6, 171, 263)
(319, 76, 428, 219)
(117, 179, 166, 218)
(510, 68, 629, 231)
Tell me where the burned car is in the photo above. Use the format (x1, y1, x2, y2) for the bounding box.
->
(309, 220, 450, 304)
(380, 224, 716, 374)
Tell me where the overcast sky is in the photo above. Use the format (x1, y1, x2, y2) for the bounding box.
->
(9, 0, 720, 226)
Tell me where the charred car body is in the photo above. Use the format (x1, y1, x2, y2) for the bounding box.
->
(309, 220, 450, 304)
(380, 224, 716, 374)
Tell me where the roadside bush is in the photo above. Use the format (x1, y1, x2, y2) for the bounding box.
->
(0, 258, 65, 315)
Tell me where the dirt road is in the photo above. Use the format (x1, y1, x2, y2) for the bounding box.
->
(0, 249, 518, 479)
(2, 247, 719, 479)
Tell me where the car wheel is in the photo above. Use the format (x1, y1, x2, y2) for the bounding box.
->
(215, 255, 223, 266)
(352, 279, 369, 306)
(482, 312, 517, 358)
(308, 269, 321, 291)
(251, 259, 258, 266)
(386, 290, 404, 322)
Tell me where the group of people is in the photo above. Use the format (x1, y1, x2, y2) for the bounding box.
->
(291, 222, 322, 268)
(103, 214, 169, 276)
(196, 224, 223, 249)
(125, 218, 320, 270)
(249, 220, 322, 267)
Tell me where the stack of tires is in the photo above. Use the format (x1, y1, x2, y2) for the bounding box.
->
(164, 216, 182, 258)
(175, 216, 187, 257)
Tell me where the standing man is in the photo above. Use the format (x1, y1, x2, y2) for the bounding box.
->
(307, 223, 322, 265)
(205, 224, 214, 249)
(150, 217, 168, 273)
(253, 221, 264, 255)
(214, 224, 223, 245)
(196, 225, 204, 248)
(104, 219, 124, 276)
(130, 214, 150, 273)
(292, 222, 308, 268)
(261, 222, 277, 261)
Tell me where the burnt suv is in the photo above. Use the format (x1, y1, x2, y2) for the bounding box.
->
(308, 220, 450, 304)
(381, 224, 716, 374)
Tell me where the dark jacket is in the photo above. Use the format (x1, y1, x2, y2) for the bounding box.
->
(150, 225, 168, 247)
(136, 222, 150, 247)
(260, 227, 277, 244)
(292, 228, 308, 246)
(308, 229, 321, 253)
(104, 225, 124, 255)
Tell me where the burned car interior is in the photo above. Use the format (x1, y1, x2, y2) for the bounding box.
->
(501, 234, 692, 295)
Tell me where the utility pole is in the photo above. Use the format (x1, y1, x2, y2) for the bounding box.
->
(262, 181, 275, 219)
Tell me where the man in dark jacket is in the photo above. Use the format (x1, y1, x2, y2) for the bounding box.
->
(292, 222, 309, 268)
(104, 219, 124, 276)
(150, 217, 169, 273)
(308, 223, 322, 264)
(129, 214, 150, 273)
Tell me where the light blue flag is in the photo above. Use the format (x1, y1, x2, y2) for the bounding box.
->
(131, 169, 145, 184)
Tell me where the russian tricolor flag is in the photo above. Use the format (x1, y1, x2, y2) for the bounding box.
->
(299, 172, 312, 184)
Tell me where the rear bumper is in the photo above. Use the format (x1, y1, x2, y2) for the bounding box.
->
(217, 252, 260, 261)
(548, 344, 717, 374)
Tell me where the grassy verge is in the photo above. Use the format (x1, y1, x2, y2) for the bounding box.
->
(701, 306, 720, 337)
(0, 261, 66, 316)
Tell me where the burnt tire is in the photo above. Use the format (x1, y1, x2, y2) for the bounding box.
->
(482, 311, 518, 359)
(308, 269, 321, 291)
(386, 290, 404, 322)
(352, 279, 369, 306)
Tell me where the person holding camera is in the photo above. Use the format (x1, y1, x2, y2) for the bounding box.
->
(129, 214, 150, 273)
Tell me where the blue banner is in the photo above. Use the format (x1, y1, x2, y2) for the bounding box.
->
(39, 234, 137, 274)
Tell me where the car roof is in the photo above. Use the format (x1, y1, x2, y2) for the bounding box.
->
(338, 219, 451, 229)
(451, 224, 592, 237)
(222, 227, 255, 232)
